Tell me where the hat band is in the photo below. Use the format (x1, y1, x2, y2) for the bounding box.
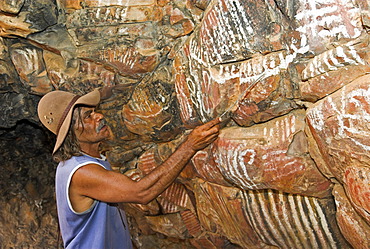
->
(56, 95, 81, 134)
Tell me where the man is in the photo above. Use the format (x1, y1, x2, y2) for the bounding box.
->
(37, 89, 220, 249)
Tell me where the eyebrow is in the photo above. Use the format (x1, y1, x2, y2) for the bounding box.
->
(82, 108, 94, 119)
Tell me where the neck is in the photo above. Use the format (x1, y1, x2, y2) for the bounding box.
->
(79, 142, 101, 158)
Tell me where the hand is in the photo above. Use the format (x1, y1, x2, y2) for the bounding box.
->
(186, 118, 221, 151)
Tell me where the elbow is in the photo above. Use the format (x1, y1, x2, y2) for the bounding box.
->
(132, 179, 162, 204)
(134, 189, 155, 205)
(137, 197, 152, 205)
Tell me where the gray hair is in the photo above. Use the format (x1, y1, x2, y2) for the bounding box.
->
(52, 106, 84, 163)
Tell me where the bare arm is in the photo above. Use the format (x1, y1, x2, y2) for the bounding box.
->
(70, 118, 221, 206)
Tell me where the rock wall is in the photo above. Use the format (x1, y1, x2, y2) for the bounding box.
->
(0, 0, 369, 248)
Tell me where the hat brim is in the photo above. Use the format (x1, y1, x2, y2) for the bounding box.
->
(53, 89, 101, 154)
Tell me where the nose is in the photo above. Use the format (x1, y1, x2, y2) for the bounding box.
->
(94, 111, 104, 120)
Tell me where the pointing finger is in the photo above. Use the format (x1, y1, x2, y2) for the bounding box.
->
(202, 118, 222, 130)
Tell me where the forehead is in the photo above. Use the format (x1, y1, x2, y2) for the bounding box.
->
(73, 106, 95, 120)
(80, 106, 95, 112)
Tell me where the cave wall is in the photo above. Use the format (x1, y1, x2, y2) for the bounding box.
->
(0, 0, 369, 248)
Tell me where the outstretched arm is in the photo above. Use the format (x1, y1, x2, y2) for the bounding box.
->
(70, 118, 221, 209)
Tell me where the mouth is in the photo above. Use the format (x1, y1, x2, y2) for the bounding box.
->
(96, 119, 108, 134)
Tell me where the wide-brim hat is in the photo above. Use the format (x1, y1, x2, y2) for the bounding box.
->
(37, 89, 101, 154)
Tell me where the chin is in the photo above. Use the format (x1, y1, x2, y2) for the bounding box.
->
(104, 126, 114, 140)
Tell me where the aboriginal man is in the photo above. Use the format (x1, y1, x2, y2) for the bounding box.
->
(37, 89, 220, 249)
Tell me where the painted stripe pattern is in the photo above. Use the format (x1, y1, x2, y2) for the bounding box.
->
(158, 182, 191, 213)
(213, 113, 301, 191)
(180, 210, 202, 237)
(302, 43, 366, 80)
(199, 0, 254, 66)
(66, 5, 157, 28)
(295, 0, 361, 40)
(241, 189, 340, 249)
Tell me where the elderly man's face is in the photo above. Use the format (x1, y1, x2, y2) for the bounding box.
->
(74, 106, 111, 144)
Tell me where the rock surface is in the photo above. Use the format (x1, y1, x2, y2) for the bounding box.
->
(0, 0, 369, 248)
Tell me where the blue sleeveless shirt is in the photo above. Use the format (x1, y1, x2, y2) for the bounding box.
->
(56, 154, 133, 249)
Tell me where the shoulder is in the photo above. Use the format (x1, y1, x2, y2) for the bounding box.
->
(59, 155, 112, 175)
(71, 155, 105, 166)
(58, 155, 106, 172)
